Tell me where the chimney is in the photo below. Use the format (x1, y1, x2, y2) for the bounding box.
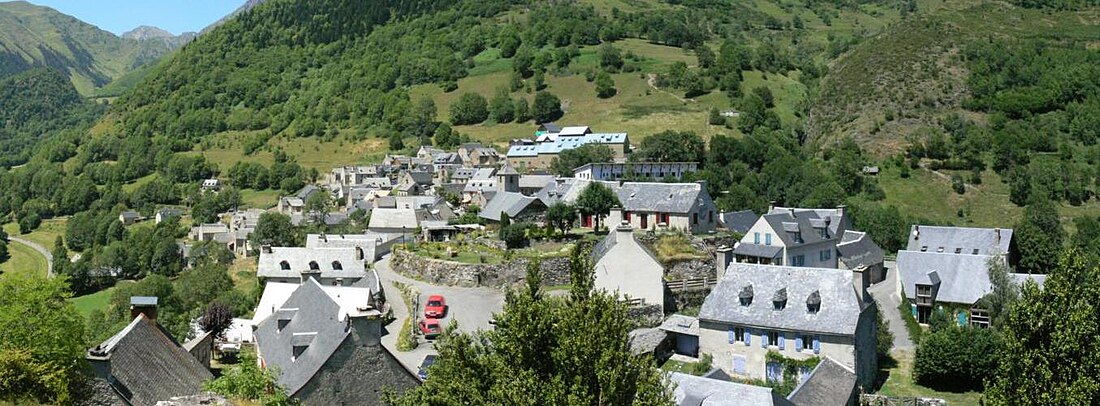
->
(913, 225, 920, 241)
(836, 205, 847, 219)
(716, 246, 734, 279)
(86, 345, 111, 380)
(789, 208, 796, 218)
(130, 296, 158, 321)
(994, 228, 1001, 246)
(768, 201, 776, 213)
(262, 245, 273, 254)
(320, 232, 328, 243)
(301, 269, 322, 283)
(350, 314, 384, 347)
(852, 266, 870, 304)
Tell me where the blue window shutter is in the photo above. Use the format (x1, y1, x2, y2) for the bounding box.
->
(795, 335, 803, 351)
(958, 312, 967, 326)
(728, 329, 735, 344)
(761, 331, 767, 348)
(778, 332, 786, 350)
(743, 329, 750, 346)
(754, 232, 760, 244)
(911, 304, 917, 318)
(812, 336, 820, 354)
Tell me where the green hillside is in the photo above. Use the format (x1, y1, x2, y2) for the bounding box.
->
(0, 1, 179, 95)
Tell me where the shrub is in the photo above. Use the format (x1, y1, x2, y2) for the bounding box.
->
(913, 325, 1002, 391)
(205, 352, 294, 405)
(500, 223, 531, 249)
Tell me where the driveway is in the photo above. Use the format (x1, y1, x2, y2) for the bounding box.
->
(9, 236, 53, 277)
(868, 260, 913, 350)
(375, 255, 505, 373)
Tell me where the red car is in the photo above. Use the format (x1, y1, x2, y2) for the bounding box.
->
(424, 295, 447, 319)
(419, 319, 442, 339)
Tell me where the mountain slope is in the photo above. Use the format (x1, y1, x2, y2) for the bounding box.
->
(122, 25, 195, 48)
(0, 68, 102, 166)
(0, 1, 181, 95)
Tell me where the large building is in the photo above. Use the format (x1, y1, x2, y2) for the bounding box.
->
(574, 162, 698, 182)
(606, 181, 719, 234)
(731, 206, 853, 268)
(693, 263, 877, 392)
(506, 126, 629, 170)
(257, 246, 370, 286)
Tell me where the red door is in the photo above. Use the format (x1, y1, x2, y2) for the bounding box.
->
(583, 215, 592, 228)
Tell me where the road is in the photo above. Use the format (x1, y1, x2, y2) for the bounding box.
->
(868, 260, 913, 350)
(9, 236, 53, 277)
(374, 255, 505, 374)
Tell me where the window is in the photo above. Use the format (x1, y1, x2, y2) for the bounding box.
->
(937, 247, 944, 253)
(955, 248, 962, 254)
(972, 249, 980, 255)
(820, 228, 828, 238)
(280, 261, 291, 271)
(765, 234, 772, 246)
(754, 232, 761, 244)
(331, 261, 343, 271)
(309, 261, 320, 271)
(800, 334, 814, 351)
(768, 331, 780, 347)
(921, 246, 928, 252)
(766, 361, 783, 383)
(625, 211, 632, 221)
(917, 285, 931, 296)
(709, 211, 715, 223)
(773, 299, 786, 310)
(693, 213, 699, 225)
(790, 255, 805, 267)
(807, 302, 820, 314)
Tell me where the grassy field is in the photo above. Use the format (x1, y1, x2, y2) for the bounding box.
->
(71, 284, 119, 318)
(3, 218, 67, 252)
(877, 350, 982, 405)
(192, 129, 388, 174)
(0, 240, 48, 280)
(240, 189, 280, 209)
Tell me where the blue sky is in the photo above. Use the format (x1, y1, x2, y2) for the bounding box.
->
(17, 0, 242, 35)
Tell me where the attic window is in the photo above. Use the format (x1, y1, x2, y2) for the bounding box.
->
(309, 261, 320, 271)
(955, 248, 962, 254)
(739, 285, 754, 306)
(280, 261, 291, 271)
(921, 246, 928, 252)
(807, 291, 821, 314)
(332, 261, 343, 271)
(773, 288, 787, 310)
(937, 247, 944, 253)
(972, 249, 980, 255)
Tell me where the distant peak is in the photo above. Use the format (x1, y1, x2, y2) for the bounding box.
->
(122, 25, 175, 41)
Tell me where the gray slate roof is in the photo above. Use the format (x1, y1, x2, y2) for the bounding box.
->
(519, 174, 556, 190)
(659, 314, 700, 336)
(836, 231, 884, 269)
(720, 210, 758, 234)
(616, 182, 708, 214)
(671, 372, 794, 406)
(90, 315, 212, 406)
(368, 208, 420, 230)
(480, 191, 545, 221)
(699, 263, 865, 335)
(732, 243, 783, 259)
(756, 208, 850, 248)
(787, 357, 857, 406)
(907, 225, 1013, 255)
(257, 247, 366, 280)
(897, 251, 1045, 305)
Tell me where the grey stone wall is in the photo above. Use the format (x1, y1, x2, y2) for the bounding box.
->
(391, 251, 570, 288)
(665, 259, 716, 280)
(627, 304, 665, 329)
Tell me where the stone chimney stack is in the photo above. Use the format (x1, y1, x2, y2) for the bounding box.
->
(262, 245, 273, 254)
(130, 296, 158, 321)
(852, 266, 870, 304)
(994, 228, 1001, 247)
(836, 205, 847, 219)
(716, 246, 734, 279)
(914, 225, 921, 241)
(768, 201, 776, 213)
(301, 269, 322, 283)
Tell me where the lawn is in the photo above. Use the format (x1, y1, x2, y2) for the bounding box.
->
(70, 283, 124, 319)
(192, 129, 387, 173)
(876, 350, 982, 406)
(240, 189, 280, 209)
(0, 240, 49, 280)
(4, 217, 68, 253)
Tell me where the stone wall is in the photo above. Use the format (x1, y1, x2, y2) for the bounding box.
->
(666, 259, 716, 280)
(627, 304, 665, 329)
(391, 250, 570, 288)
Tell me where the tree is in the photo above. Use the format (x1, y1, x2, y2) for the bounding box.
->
(979, 257, 1020, 329)
(251, 212, 299, 249)
(985, 249, 1100, 404)
(695, 45, 715, 69)
(205, 352, 293, 405)
(388, 132, 406, 151)
(595, 71, 616, 98)
(489, 92, 515, 123)
(738, 94, 770, 135)
(199, 302, 234, 341)
(0, 275, 86, 404)
(387, 243, 672, 405)
(514, 98, 531, 123)
(752, 86, 775, 108)
(500, 223, 530, 249)
(550, 144, 614, 177)
(598, 42, 624, 72)
(0, 241, 7, 264)
(708, 108, 724, 126)
(532, 91, 563, 124)
(546, 203, 577, 235)
(1014, 197, 1064, 274)
(450, 92, 489, 125)
(175, 262, 234, 311)
(913, 323, 1002, 391)
(632, 130, 706, 163)
(304, 190, 332, 225)
(575, 182, 621, 231)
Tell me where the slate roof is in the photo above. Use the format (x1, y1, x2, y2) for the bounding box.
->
(699, 263, 865, 335)
(731, 243, 783, 259)
(305, 233, 400, 249)
(836, 231, 884, 269)
(89, 315, 212, 406)
(720, 210, 758, 234)
(519, 175, 556, 191)
(670, 372, 794, 406)
(368, 208, 420, 230)
(120, 211, 141, 220)
(897, 251, 1045, 305)
(405, 171, 434, 185)
(295, 184, 321, 200)
(907, 225, 1012, 255)
(787, 357, 857, 406)
(590, 225, 662, 265)
(252, 281, 376, 325)
(507, 132, 628, 157)
(752, 208, 850, 248)
(253, 279, 381, 396)
(538, 123, 562, 133)
(628, 328, 667, 356)
(480, 192, 545, 221)
(257, 247, 366, 280)
(498, 163, 520, 176)
(769, 207, 850, 239)
(659, 314, 700, 336)
(616, 182, 708, 214)
(451, 167, 477, 180)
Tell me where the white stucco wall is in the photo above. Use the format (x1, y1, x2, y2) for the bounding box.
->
(594, 231, 665, 306)
(697, 320, 857, 383)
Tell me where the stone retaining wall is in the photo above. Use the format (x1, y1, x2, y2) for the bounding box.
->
(666, 259, 715, 280)
(391, 250, 569, 288)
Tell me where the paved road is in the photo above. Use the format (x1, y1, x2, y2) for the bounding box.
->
(375, 255, 505, 374)
(9, 236, 53, 277)
(868, 260, 913, 350)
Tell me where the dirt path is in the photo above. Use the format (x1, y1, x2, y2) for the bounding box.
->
(646, 73, 694, 104)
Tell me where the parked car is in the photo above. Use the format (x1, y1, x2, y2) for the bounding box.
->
(417, 354, 437, 381)
(424, 294, 447, 318)
(419, 318, 442, 339)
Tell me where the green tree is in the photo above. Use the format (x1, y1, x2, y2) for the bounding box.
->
(205, 352, 294, 405)
(514, 98, 531, 123)
(708, 108, 724, 126)
(450, 92, 489, 125)
(979, 257, 1020, 329)
(737, 94, 769, 134)
(304, 190, 332, 225)
(174, 262, 234, 311)
(546, 203, 578, 235)
(913, 324, 1002, 391)
(632, 130, 706, 163)
(490, 92, 515, 123)
(575, 182, 621, 231)
(985, 249, 1100, 404)
(550, 144, 615, 177)
(595, 71, 616, 98)
(387, 243, 672, 405)
(1014, 197, 1064, 274)
(0, 275, 86, 404)
(251, 212, 300, 249)
(532, 91, 563, 124)
(598, 42, 624, 72)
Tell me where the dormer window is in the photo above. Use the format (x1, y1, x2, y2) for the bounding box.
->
(773, 288, 787, 310)
(309, 261, 320, 271)
(955, 248, 962, 254)
(807, 291, 821, 314)
(937, 247, 944, 253)
(921, 246, 928, 252)
(972, 249, 979, 255)
(739, 285, 754, 306)
(280, 261, 291, 271)
(332, 261, 343, 271)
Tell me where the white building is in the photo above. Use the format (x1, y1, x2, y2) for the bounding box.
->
(574, 162, 698, 182)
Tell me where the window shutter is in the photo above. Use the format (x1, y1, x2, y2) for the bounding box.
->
(728, 329, 735, 344)
(778, 332, 786, 350)
(911, 304, 917, 318)
(795, 335, 803, 351)
(812, 335, 820, 354)
(743, 329, 750, 346)
(761, 330, 767, 348)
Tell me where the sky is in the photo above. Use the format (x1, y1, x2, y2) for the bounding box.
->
(15, 0, 242, 36)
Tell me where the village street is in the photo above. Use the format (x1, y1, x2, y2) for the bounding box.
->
(868, 260, 913, 350)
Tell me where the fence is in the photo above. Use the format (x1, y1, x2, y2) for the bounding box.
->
(665, 277, 719, 292)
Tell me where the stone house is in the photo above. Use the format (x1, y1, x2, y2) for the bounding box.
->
(257, 246, 370, 286)
(119, 210, 143, 226)
(592, 223, 666, 307)
(480, 191, 546, 223)
(278, 185, 322, 216)
(155, 208, 182, 224)
(835, 231, 886, 284)
(457, 143, 501, 167)
(604, 181, 718, 234)
(253, 278, 417, 404)
(732, 206, 852, 268)
(695, 263, 877, 392)
(574, 162, 698, 182)
(86, 297, 212, 406)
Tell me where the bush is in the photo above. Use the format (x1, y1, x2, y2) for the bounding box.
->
(913, 325, 1002, 391)
(951, 174, 966, 194)
(205, 352, 294, 405)
(450, 92, 489, 125)
(397, 317, 418, 352)
(500, 223, 531, 249)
